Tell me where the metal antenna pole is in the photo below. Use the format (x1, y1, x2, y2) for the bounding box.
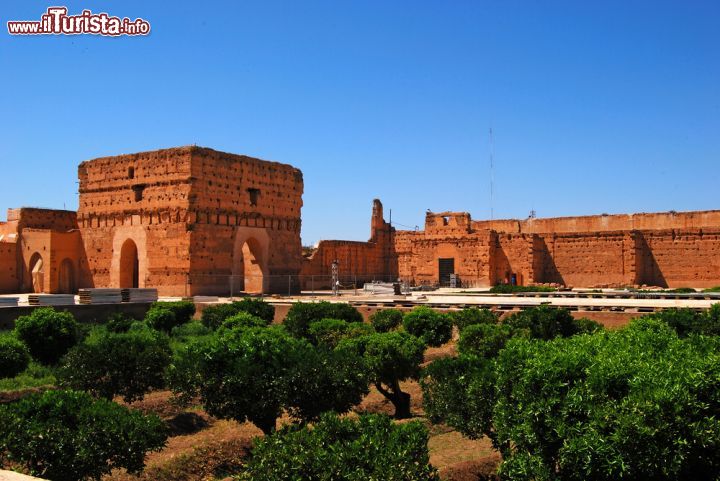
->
(489, 127, 495, 220)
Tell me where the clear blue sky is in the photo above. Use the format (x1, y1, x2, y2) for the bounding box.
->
(1, 1, 718, 245)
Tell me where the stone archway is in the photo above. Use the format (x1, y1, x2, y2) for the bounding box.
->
(58, 258, 75, 294)
(232, 228, 270, 294)
(241, 238, 265, 293)
(29, 252, 44, 293)
(119, 239, 139, 288)
(110, 227, 147, 290)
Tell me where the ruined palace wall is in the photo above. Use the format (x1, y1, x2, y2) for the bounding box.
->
(47, 231, 85, 293)
(18, 229, 51, 292)
(188, 221, 301, 295)
(636, 229, 720, 288)
(0, 218, 20, 293)
(424, 212, 473, 235)
(395, 231, 420, 283)
(18, 229, 85, 293)
(301, 240, 390, 289)
(77, 148, 195, 295)
(8, 208, 77, 232)
(188, 148, 303, 222)
(529, 229, 720, 288)
(0, 220, 16, 237)
(78, 215, 192, 296)
(187, 149, 304, 294)
(474, 210, 720, 235)
(410, 209, 720, 288)
(77, 147, 194, 217)
(493, 234, 535, 286)
(0, 209, 83, 293)
(395, 230, 493, 286)
(77, 147, 305, 295)
(0, 241, 18, 292)
(533, 232, 636, 287)
(300, 200, 397, 289)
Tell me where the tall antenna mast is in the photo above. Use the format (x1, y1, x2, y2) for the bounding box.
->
(489, 127, 495, 220)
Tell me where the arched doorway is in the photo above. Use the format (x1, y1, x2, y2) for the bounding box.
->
(119, 239, 139, 288)
(58, 258, 75, 294)
(29, 253, 44, 293)
(232, 229, 270, 295)
(241, 239, 264, 293)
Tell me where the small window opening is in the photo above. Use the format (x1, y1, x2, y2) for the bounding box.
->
(248, 188, 260, 207)
(442, 216, 450, 226)
(128, 167, 135, 179)
(132, 184, 145, 202)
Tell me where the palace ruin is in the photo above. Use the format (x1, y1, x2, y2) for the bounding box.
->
(0, 146, 718, 295)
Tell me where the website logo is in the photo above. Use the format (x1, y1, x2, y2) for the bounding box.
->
(7, 7, 150, 36)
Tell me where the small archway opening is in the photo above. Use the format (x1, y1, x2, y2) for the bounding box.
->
(119, 239, 139, 288)
(29, 252, 44, 293)
(239, 238, 265, 293)
(58, 258, 75, 294)
(242, 239, 264, 293)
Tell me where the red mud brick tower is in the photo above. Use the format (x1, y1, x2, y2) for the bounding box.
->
(77, 146, 303, 296)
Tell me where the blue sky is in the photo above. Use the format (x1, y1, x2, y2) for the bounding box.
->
(1, 1, 718, 245)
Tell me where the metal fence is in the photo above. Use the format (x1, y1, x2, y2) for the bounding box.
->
(181, 273, 488, 297)
(183, 274, 401, 297)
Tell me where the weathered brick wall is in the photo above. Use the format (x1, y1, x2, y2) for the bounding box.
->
(493, 234, 535, 286)
(396, 230, 494, 286)
(17, 229, 51, 292)
(397, 209, 720, 288)
(475, 210, 720, 234)
(425, 212, 473, 235)
(3, 146, 716, 294)
(533, 232, 634, 287)
(0, 209, 86, 294)
(78, 146, 304, 296)
(397, 211, 498, 286)
(188, 148, 302, 224)
(47, 231, 85, 293)
(395, 230, 419, 282)
(8, 208, 77, 232)
(0, 241, 18, 292)
(300, 200, 397, 288)
(636, 229, 720, 288)
(188, 148, 303, 295)
(18, 230, 85, 293)
(78, 148, 194, 216)
(301, 240, 390, 288)
(78, 220, 191, 295)
(78, 147, 195, 295)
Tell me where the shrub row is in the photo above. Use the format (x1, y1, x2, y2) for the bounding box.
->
(11, 300, 696, 481)
(422, 316, 720, 480)
(239, 413, 439, 481)
(201, 298, 275, 329)
(0, 389, 167, 481)
(489, 284, 557, 293)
